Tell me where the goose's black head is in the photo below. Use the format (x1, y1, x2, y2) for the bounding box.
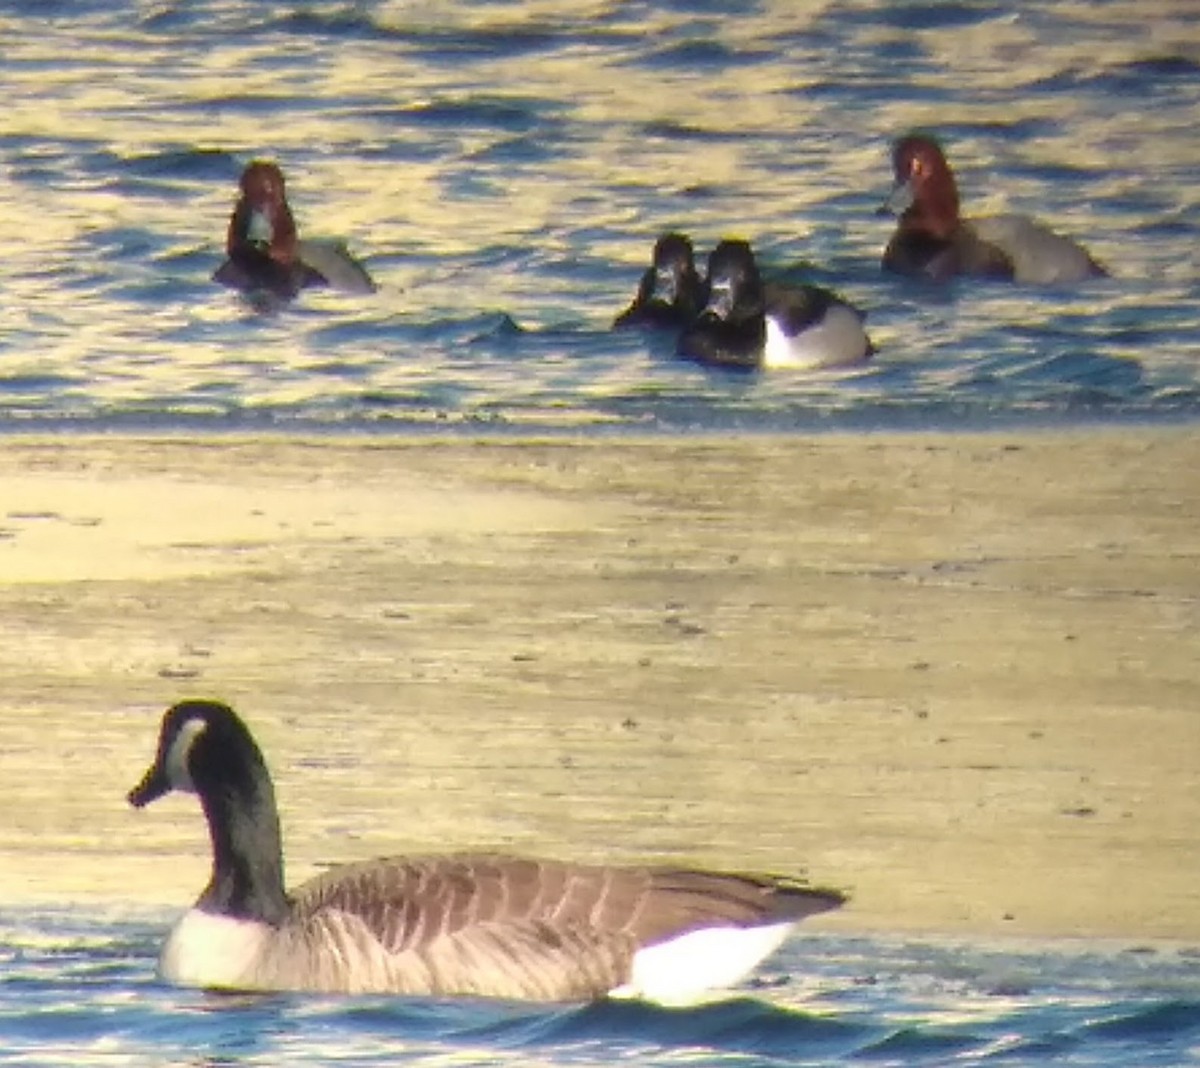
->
(702, 239, 764, 324)
(128, 699, 267, 809)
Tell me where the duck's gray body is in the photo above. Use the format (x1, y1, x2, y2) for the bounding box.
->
(130, 701, 845, 1002)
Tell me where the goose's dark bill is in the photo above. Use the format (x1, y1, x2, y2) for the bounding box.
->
(128, 765, 170, 808)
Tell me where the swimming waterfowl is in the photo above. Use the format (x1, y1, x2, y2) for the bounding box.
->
(613, 232, 706, 330)
(881, 133, 1108, 285)
(676, 240, 873, 370)
(128, 699, 845, 1001)
(213, 160, 377, 299)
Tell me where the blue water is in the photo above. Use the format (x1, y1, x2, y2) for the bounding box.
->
(0, 0, 1197, 434)
(3, 910, 1199, 1066)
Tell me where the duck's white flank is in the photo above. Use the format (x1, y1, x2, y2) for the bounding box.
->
(160, 909, 271, 989)
(762, 306, 868, 370)
(609, 921, 796, 1005)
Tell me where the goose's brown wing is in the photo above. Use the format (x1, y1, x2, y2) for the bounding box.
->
(632, 866, 844, 943)
(293, 854, 635, 950)
(290, 854, 642, 998)
(293, 852, 842, 954)
(289, 853, 846, 999)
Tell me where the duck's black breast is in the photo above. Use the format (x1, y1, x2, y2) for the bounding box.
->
(883, 230, 960, 281)
(676, 314, 765, 370)
(614, 298, 695, 330)
(214, 249, 328, 300)
(884, 226, 1020, 283)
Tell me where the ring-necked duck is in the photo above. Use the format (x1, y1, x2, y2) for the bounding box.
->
(677, 239, 873, 370)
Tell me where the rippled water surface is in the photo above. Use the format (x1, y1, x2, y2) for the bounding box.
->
(3, 909, 1199, 1067)
(0, 0, 1197, 432)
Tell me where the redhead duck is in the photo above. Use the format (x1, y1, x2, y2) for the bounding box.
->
(614, 232, 706, 329)
(676, 240, 873, 371)
(881, 134, 1107, 285)
(213, 160, 376, 299)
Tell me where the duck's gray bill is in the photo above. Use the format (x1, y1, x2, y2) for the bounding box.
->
(878, 178, 915, 217)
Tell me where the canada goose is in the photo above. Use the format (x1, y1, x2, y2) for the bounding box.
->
(128, 699, 845, 1002)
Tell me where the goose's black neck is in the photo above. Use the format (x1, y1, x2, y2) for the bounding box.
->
(191, 724, 291, 926)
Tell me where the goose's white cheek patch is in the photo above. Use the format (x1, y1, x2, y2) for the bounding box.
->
(163, 717, 207, 794)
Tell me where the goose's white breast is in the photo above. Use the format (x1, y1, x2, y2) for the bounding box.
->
(160, 909, 272, 989)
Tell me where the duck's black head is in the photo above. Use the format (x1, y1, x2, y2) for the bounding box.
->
(650, 232, 701, 304)
(702, 239, 764, 324)
(614, 231, 706, 329)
